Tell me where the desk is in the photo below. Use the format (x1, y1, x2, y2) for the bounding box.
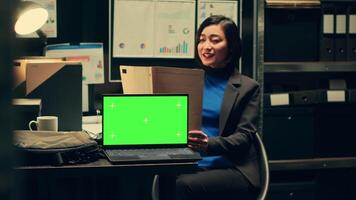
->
(15, 158, 198, 200)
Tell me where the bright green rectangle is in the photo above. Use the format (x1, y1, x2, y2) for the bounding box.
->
(103, 95, 188, 145)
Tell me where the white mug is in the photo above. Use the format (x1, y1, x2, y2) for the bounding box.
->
(28, 116, 58, 131)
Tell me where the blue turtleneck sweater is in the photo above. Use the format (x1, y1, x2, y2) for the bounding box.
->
(198, 71, 235, 169)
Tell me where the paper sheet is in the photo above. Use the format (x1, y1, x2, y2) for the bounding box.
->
(327, 90, 345, 102)
(45, 43, 105, 84)
(82, 84, 89, 112)
(113, 0, 155, 57)
(349, 15, 356, 34)
(336, 15, 346, 34)
(323, 14, 334, 34)
(197, 0, 238, 28)
(82, 116, 102, 139)
(155, 0, 195, 58)
(83, 115, 102, 124)
(270, 93, 290, 106)
(113, 0, 195, 58)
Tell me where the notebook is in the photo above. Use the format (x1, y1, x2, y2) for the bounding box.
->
(102, 94, 201, 164)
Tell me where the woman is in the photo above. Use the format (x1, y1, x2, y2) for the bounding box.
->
(176, 15, 261, 200)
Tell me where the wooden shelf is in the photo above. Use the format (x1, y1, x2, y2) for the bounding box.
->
(265, 0, 320, 9)
(269, 157, 356, 171)
(264, 62, 356, 73)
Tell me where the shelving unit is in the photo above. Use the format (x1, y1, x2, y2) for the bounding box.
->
(264, 61, 356, 72)
(270, 157, 356, 171)
(256, 0, 356, 199)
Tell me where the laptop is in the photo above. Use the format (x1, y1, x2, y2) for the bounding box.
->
(102, 94, 201, 164)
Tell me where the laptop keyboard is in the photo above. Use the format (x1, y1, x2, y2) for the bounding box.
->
(106, 148, 194, 157)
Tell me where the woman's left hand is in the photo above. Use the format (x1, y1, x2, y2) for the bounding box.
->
(188, 130, 208, 152)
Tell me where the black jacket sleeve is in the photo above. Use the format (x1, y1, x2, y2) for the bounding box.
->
(207, 81, 260, 159)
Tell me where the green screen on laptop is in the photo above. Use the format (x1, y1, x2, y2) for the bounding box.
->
(103, 95, 188, 146)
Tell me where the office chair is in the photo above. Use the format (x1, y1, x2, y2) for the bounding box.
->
(151, 133, 270, 200)
(152, 175, 159, 200)
(255, 133, 270, 200)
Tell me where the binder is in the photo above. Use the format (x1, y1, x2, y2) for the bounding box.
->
(291, 90, 326, 105)
(320, 4, 335, 61)
(263, 107, 315, 160)
(347, 89, 356, 103)
(347, 5, 356, 61)
(334, 5, 348, 61)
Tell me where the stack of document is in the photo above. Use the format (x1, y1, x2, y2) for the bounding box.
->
(82, 115, 102, 139)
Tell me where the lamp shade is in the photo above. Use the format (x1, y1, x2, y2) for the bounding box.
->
(14, 1, 48, 35)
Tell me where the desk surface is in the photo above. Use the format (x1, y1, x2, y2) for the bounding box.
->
(15, 159, 197, 200)
(15, 158, 198, 177)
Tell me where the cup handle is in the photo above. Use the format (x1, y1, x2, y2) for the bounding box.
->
(28, 120, 37, 131)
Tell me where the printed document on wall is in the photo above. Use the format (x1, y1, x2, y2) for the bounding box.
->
(45, 43, 105, 84)
(197, 0, 238, 28)
(45, 43, 105, 112)
(112, 0, 195, 58)
(113, 0, 154, 57)
(19, 0, 57, 38)
(155, 0, 195, 58)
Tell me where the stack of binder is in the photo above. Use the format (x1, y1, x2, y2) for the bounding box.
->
(347, 4, 356, 61)
(320, 3, 356, 61)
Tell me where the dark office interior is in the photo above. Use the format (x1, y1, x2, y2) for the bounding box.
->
(2, 0, 356, 199)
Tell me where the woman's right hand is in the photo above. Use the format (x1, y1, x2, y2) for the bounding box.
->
(188, 130, 208, 153)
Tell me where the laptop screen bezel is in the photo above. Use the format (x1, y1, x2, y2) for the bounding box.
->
(102, 93, 189, 149)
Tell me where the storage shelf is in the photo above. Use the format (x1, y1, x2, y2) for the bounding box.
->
(264, 62, 356, 73)
(270, 157, 356, 171)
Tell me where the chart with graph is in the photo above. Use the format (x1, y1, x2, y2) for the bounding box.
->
(159, 40, 189, 54)
(154, 0, 195, 58)
(113, 0, 195, 58)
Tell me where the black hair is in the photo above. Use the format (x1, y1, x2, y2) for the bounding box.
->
(195, 15, 241, 71)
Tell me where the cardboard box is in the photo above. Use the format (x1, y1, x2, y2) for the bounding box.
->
(13, 58, 64, 97)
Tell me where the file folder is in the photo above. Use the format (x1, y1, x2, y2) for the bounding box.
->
(320, 5, 335, 61)
(347, 5, 356, 61)
(334, 6, 347, 61)
(25, 61, 83, 131)
(120, 66, 204, 130)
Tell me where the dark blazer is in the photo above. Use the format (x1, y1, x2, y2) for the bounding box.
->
(206, 70, 261, 188)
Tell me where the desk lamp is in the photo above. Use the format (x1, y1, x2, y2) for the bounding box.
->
(14, 1, 48, 46)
